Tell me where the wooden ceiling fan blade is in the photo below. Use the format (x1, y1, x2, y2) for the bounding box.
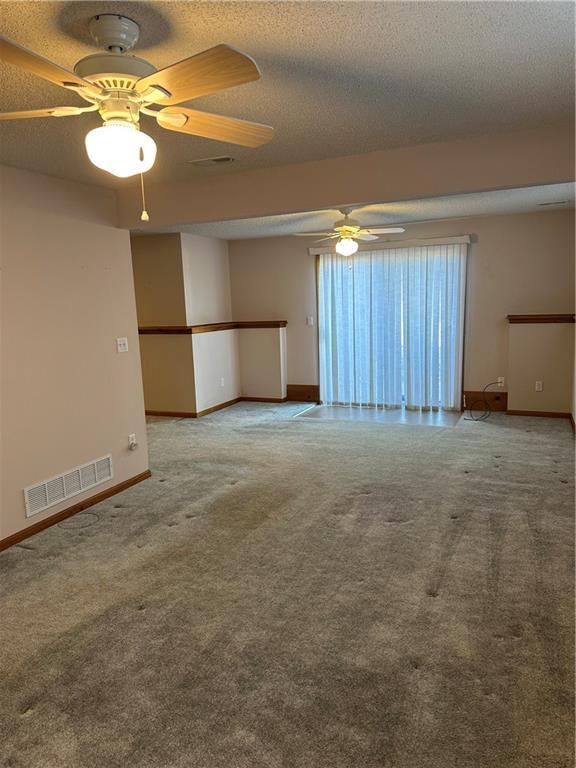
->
(0, 106, 87, 120)
(356, 234, 379, 241)
(363, 226, 406, 234)
(0, 35, 100, 97)
(137, 44, 261, 105)
(157, 107, 273, 147)
(294, 231, 333, 237)
(314, 234, 339, 242)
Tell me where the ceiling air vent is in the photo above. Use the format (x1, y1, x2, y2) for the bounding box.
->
(187, 156, 235, 167)
(24, 455, 113, 518)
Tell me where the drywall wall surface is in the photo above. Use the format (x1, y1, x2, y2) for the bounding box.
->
(192, 330, 241, 412)
(131, 234, 193, 416)
(139, 335, 196, 413)
(573, 332, 576, 423)
(229, 209, 574, 390)
(1, 164, 116, 226)
(239, 328, 287, 399)
(117, 124, 574, 229)
(279, 327, 287, 397)
(130, 234, 187, 326)
(1, 166, 148, 540)
(573, 242, 576, 425)
(508, 323, 574, 413)
(181, 233, 232, 325)
(230, 237, 318, 385)
(463, 209, 574, 390)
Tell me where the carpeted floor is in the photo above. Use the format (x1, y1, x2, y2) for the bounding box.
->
(0, 403, 573, 768)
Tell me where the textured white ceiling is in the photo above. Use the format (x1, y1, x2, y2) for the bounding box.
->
(1, 1, 574, 188)
(147, 184, 575, 239)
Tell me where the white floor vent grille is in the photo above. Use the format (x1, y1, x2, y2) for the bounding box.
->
(24, 455, 113, 517)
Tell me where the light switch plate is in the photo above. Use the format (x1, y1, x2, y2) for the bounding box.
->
(116, 337, 129, 353)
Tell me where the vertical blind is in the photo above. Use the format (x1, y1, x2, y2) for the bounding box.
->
(318, 243, 467, 411)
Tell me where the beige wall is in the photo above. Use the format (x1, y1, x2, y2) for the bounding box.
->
(6, 164, 117, 226)
(461, 208, 573, 391)
(230, 238, 318, 384)
(139, 335, 196, 414)
(192, 331, 241, 412)
(131, 233, 232, 327)
(573, 243, 576, 424)
(229, 209, 575, 396)
(131, 233, 236, 414)
(117, 125, 574, 229)
(508, 324, 574, 413)
(131, 234, 187, 326)
(239, 328, 287, 399)
(1, 166, 149, 540)
(181, 234, 232, 324)
(132, 233, 286, 413)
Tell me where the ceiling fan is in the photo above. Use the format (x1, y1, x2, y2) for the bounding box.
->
(295, 210, 405, 255)
(0, 14, 274, 182)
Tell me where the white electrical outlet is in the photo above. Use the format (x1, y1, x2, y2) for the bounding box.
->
(535, 381, 543, 392)
(220, 377, 225, 387)
(306, 316, 314, 326)
(116, 337, 129, 353)
(128, 434, 138, 450)
(497, 377, 505, 387)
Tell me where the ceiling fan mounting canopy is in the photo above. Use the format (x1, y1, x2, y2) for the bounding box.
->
(88, 14, 141, 53)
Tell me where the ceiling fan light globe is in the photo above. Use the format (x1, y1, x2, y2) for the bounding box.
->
(335, 237, 359, 257)
(85, 123, 156, 178)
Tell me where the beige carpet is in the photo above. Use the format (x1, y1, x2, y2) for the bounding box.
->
(0, 403, 573, 768)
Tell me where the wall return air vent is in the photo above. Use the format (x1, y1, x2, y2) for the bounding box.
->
(24, 455, 113, 518)
(187, 155, 234, 167)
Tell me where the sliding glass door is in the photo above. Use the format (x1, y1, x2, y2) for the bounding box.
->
(318, 243, 467, 411)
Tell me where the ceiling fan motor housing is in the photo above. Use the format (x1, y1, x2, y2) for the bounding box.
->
(74, 53, 156, 89)
(74, 53, 158, 124)
(334, 217, 361, 234)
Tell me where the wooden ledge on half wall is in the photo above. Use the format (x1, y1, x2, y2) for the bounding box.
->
(507, 314, 575, 323)
(139, 321, 288, 335)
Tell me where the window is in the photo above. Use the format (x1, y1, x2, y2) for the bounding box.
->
(318, 242, 468, 411)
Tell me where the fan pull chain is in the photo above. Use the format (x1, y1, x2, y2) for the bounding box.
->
(140, 172, 149, 222)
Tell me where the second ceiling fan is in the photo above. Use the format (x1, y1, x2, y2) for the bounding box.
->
(295, 210, 405, 255)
